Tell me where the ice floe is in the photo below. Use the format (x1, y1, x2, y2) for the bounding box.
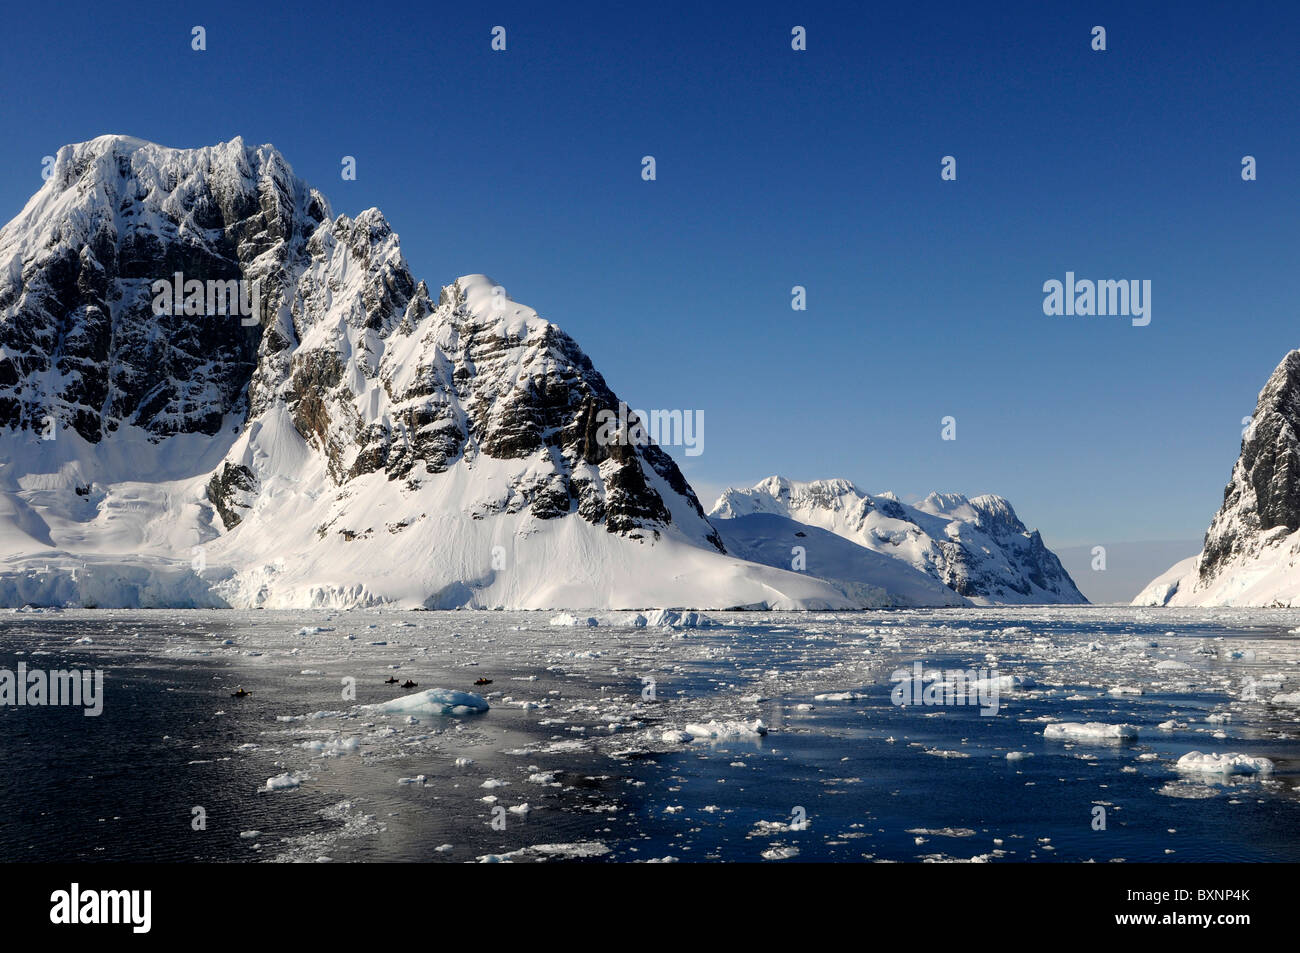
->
(1174, 751, 1274, 776)
(1043, 722, 1139, 742)
(364, 688, 489, 717)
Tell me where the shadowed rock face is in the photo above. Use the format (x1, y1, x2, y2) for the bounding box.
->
(0, 137, 326, 443)
(0, 136, 720, 551)
(919, 495, 1081, 600)
(1199, 350, 1300, 582)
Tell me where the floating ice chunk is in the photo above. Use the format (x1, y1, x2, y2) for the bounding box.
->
(1005, 751, 1032, 760)
(661, 729, 693, 743)
(684, 719, 767, 740)
(644, 609, 716, 629)
(1043, 722, 1139, 742)
(813, 691, 867, 702)
(365, 688, 489, 717)
(1155, 660, 1191, 671)
(1174, 751, 1274, 776)
(477, 842, 610, 862)
(1157, 720, 1187, 731)
(1109, 685, 1144, 696)
(294, 626, 335, 635)
(761, 846, 799, 860)
(298, 737, 361, 757)
(397, 775, 427, 785)
(264, 772, 303, 791)
(549, 614, 598, 627)
(530, 842, 610, 859)
(967, 673, 1036, 692)
(924, 748, 969, 758)
(476, 850, 526, 863)
(1271, 692, 1300, 707)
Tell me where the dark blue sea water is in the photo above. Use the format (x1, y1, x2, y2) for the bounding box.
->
(1, 607, 1297, 862)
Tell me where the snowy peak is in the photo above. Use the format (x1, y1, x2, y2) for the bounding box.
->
(714, 477, 869, 521)
(709, 477, 1085, 605)
(0, 135, 856, 609)
(0, 135, 329, 445)
(1136, 349, 1300, 607)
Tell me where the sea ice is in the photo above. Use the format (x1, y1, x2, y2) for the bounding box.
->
(364, 688, 489, 716)
(683, 719, 767, 740)
(1043, 722, 1139, 742)
(264, 772, 303, 791)
(1174, 751, 1274, 776)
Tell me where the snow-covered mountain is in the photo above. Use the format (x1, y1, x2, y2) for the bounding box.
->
(1135, 350, 1300, 607)
(0, 135, 855, 609)
(710, 477, 1087, 605)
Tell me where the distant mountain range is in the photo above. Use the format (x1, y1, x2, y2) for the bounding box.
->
(710, 477, 1086, 606)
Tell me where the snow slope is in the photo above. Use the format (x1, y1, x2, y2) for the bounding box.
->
(712, 512, 969, 607)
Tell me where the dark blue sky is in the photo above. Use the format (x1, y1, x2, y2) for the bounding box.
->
(1, 0, 1296, 550)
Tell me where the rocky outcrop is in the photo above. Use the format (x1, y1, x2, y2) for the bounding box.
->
(1200, 351, 1300, 580)
(1136, 350, 1300, 606)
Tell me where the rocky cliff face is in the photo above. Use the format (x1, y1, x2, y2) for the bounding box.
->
(0, 136, 324, 443)
(711, 477, 1087, 604)
(1136, 350, 1300, 607)
(0, 136, 846, 609)
(1200, 351, 1300, 580)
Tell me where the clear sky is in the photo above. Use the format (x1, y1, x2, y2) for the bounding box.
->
(1, 0, 1296, 560)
